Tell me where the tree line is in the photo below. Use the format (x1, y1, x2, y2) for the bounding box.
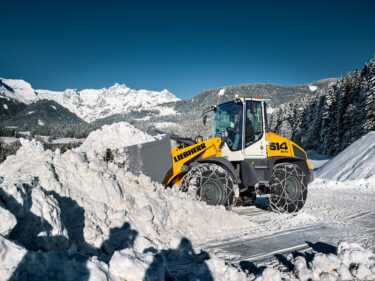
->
(270, 56, 375, 155)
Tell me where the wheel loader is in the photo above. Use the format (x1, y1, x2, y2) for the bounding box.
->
(124, 97, 314, 213)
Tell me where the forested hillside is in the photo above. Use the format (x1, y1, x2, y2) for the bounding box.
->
(270, 56, 375, 156)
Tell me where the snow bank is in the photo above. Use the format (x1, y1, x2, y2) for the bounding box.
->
(0, 122, 252, 280)
(317, 132, 375, 181)
(79, 122, 155, 159)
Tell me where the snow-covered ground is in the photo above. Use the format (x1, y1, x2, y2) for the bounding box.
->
(0, 137, 19, 144)
(0, 123, 374, 280)
(51, 138, 85, 144)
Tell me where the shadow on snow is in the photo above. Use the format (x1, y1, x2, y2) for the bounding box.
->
(0, 181, 214, 281)
(0, 182, 138, 281)
(239, 241, 338, 275)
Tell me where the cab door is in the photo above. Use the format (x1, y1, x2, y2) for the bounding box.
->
(242, 100, 268, 159)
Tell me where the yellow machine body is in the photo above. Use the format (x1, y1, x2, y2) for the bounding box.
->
(164, 132, 312, 186)
(265, 132, 313, 170)
(166, 137, 222, 186)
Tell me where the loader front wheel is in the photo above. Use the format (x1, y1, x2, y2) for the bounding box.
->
(268, 163, 307, 213)
(180, 163, 235, 207)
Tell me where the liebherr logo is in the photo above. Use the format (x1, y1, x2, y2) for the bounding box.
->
(173, 143, 206, 162)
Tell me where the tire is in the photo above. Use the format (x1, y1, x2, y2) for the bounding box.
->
(268, 162, 307, 213)
(180, 163, 236, 206)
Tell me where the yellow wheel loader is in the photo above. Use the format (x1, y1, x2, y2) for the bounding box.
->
(125, 98, 314, 213)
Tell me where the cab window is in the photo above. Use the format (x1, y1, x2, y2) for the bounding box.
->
(245, 101, 263, 147)
(213, 102, 243, 151)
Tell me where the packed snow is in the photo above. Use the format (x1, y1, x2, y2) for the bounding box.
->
(3, 104, 8, 110)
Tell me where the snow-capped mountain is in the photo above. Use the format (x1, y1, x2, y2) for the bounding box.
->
(0, 78, 180, 122)
(0, 79, 38, 104)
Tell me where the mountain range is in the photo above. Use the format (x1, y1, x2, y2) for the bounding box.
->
(0, 77, 337, 138)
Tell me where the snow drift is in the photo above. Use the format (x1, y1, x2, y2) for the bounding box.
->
(317, 131, 375, 181)
(0, 122, 252, 280)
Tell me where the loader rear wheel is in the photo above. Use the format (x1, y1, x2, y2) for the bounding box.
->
(180, 163, 235, 207)
(268, 163, 307, 213)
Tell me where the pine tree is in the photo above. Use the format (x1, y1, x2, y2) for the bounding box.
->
(364, 58, 375, 132)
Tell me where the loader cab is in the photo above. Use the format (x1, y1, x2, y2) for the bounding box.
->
(211, 98, 269, 161)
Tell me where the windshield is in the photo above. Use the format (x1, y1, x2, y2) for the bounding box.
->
(245, 101, 263, 147)
(213, 101, 243, 151)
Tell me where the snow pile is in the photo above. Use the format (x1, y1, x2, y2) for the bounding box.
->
(256, 242, 375, 281)
(79, 122, 155, 158)
(317, 132, 375, 181)
(0, 122, 252, 280)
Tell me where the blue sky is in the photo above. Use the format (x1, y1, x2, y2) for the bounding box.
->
(1, 0, 374, 99)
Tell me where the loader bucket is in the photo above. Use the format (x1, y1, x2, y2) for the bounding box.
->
(124, 137, 172, 184)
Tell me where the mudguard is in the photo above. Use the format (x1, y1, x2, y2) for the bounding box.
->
(197, 156, 238, 183)
(268, 157, 313, 184)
